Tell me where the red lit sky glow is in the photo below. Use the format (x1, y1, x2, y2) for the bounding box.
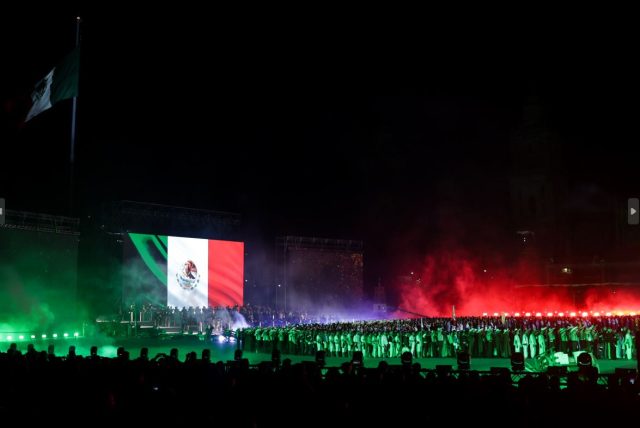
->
(399, 251, 640, 317)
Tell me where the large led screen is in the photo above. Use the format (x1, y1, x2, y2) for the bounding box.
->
(124, 233, 244, 308)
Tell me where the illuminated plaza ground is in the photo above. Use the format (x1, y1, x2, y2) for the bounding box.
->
(5, 335, 637, 374)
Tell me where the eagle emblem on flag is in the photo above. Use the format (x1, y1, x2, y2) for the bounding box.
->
(176, 260, 200, 290)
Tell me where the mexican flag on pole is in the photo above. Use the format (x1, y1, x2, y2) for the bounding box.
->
(26, 47, 79, 121)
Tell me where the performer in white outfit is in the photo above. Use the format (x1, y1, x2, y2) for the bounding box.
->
(624, 329, 634, 360)
(529, 330, 537, 359)
(513, 329, 522, 353)
(537, 328, 546, 355)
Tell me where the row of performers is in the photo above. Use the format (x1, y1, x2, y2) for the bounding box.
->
(239, 325, 637, 360)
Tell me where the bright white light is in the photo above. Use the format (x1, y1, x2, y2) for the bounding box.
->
(558, 312, 564, 317)
(631, 312, 637, 316)
(7, 336, 12, 340)
(217, 336, 225, 343)
(493, 312, 499, 316)
(63, 333, 69, 337)
(482, 312, 488, 316)
(547, 312, 553, 317)
(605, 312, 612, 316)
(73, 332, 79, 337)
(53, 334, 58, 338)
(594, 312, 600, 317)
(581, 312, 588, 317)
(535, 312, 542, 317)
(570, 312, 576, 317)
(42, 334, 47, 339)
(514, 312, 520, 317)
(19, 335, 24, 340)
(525, 312, 531, 317)
(31, 335, 36, 339)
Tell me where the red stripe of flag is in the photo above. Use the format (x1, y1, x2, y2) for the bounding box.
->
(208, 240, 244, 307)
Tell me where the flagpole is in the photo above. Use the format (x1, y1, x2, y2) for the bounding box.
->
(69, 16, 81, 216)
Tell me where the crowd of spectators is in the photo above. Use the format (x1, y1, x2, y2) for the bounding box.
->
(1, 341, 639, 424)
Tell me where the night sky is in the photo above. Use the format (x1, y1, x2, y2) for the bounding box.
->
(1, 11, 637, 291)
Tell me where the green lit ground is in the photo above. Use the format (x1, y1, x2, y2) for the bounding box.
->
(3, 335, 637, 374)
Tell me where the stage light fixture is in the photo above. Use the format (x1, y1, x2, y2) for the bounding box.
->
(31, 335, 36, 339)
(272, 349, 281, 367)
(19, 335, 24, 340)
(457, 351, 470, 370)
(63, 333, 69, 337)
(510, 352, 524, 371)
(139, 347, 149, 360)
(41, 334, 46, 339)
(73, 332, 79, 337)
(577, 352, 593, 368)
(352, 350, 364, 367)
(234, 349, 243, 361)
(169, 348, 178, 360)
(53, 334, 58, 338)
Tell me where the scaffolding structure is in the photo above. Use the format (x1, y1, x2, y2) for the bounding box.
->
(0, 209, 79, 235)
(275, 235, 364, 313)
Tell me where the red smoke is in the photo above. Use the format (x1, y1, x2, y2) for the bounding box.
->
(398, 251, 640, 317)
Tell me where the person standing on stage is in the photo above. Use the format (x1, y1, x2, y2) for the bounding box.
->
(522, 330, 529, 359)
(623, 328, 634, 360)
(513, 328, 522, 354)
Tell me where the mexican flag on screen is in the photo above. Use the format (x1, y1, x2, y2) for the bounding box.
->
(129, 234, 244, 308)
(26, 47, 79, 121)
